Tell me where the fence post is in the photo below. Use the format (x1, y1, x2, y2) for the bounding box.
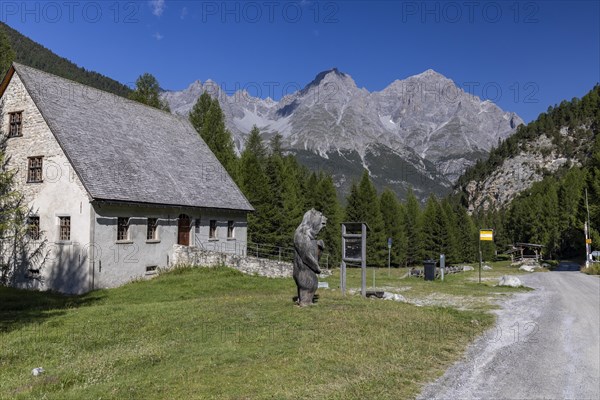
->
(279, 247, 281, 261)
(256, 243, 259, 258)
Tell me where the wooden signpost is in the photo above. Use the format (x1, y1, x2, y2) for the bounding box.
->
(341, 222, 369, 297)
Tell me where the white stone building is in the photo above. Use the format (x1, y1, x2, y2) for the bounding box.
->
(0, 63, 253, 294)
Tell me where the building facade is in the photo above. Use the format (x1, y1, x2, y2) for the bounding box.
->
(0, 64, 253, 294)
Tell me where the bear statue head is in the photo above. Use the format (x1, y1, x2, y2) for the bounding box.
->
(300, 208, 327, 239)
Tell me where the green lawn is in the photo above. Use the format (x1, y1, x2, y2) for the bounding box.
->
(0, 264, 526, 399)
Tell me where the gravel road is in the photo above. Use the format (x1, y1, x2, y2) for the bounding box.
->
(418, 272, 600, 400)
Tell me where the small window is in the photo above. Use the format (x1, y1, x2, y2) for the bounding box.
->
(28, 216, 40, 240)
(227, 221, 235, 239)
(145, 265, 157, 275)
(27, 157, 43, 183)
(147, 218, 158, 240)
(59, 217, 70, 241)
(117, 217, 129, 241)
(209, 220, 217, 239)
(9, 111, 23, 137)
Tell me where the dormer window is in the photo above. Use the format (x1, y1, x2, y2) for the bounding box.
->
(9, 112, 23, 137)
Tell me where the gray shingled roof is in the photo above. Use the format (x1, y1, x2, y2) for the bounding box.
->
(12, 63, 253, 211)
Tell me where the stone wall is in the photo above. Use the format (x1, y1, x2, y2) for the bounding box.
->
(172, 244, 293, 278)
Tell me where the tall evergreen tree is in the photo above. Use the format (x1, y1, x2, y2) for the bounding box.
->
(314, 175, 342, 268)
(189, 92, 213, 133)
(380, 188, 405, 266)
(455, 205, 477, 262)
(420, 195, 444, 260)
(238, 126, 270, 245)
(279, 155, 307, 248)
(200, 99, 238, 178)
(440, 199, 460, 263)
(129, 73, 170, 111)
(404, 188, 422, 265)
(269, 133, 283, 157)
(263, 153, 286, 248)
(345, 171, 386, 266)
(0, 29, 14, 78)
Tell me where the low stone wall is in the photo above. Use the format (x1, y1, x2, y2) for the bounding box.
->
(172, 245, 293, 278)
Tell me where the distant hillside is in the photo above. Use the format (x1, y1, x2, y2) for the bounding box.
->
(456, 85, 600, 212)
(0, 22, 131, 98)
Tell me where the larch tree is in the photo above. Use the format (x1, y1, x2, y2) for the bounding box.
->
(128, 73, 171, 112)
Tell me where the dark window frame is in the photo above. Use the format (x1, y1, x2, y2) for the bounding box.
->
(209, 220, 218, 239)
(147, 218, 158, 240)
(227, 220, 235, 239)
(59, 216, 71, 241)
(27, 216, 40, 240)
(117, 217, 129, 241)
(8, 111, 23, 137)
(27, 156, 43, 183)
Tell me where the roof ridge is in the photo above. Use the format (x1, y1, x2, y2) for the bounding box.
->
(12, 62, 180, 119)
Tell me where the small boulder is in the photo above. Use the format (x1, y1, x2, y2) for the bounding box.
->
(519, 264, 540, 272)
(498, 275, 522, 287)
(462, 265, 475, 271)
(382, 292, 406, 302)
(482, 265, 493, 271)
(31, 367, 44, 376)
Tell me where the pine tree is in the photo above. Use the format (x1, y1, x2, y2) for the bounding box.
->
(189, 92, 213, 133)
(420, 195, 444, 260)
(200, 99, 238, 178)
(238, 127, 270, 245)
(345, 171, 386, 266)
(263, 153, 286, 249)
(269, 133, 283, 157)
(0, 29, 15, 78)
(280, 155, 307, 248)
(404, 188, 422, 265)
(380, 188, 405, 266)
(128, 73, 170, 112)
(440, 199, 460, 264)
(314, 175, 342, 268)
(455, 205, 477, 262)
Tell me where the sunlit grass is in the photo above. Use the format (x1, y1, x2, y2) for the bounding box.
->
(1, 266, 502, 399)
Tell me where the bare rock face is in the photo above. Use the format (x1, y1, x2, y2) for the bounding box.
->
(461, 123, 594, 213)
(163, 69, 522, 200)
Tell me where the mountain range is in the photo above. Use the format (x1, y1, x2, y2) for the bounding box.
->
(163, 68, 523, 200)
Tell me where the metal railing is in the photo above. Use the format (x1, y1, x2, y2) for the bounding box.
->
(195, 236, 330, 268)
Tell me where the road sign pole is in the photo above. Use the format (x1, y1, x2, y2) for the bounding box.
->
(387, 237, 392, 277)
(361, 224, 367, 297)
(478, 239, 482, 284)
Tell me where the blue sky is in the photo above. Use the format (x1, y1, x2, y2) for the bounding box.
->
(2, 0, 599, 122)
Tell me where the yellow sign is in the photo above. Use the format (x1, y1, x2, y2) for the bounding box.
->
(586, 239, 592, 244)
(480, 230, 494, 241)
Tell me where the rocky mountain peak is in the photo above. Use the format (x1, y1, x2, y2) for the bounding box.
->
(162, 68, 523, 200)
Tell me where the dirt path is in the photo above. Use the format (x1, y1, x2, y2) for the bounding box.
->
(418, 272, 600, 400)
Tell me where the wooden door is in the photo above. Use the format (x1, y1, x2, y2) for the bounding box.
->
(178, 214, 191, 246)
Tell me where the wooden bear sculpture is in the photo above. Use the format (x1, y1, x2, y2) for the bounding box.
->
(293, 209, 327, 306)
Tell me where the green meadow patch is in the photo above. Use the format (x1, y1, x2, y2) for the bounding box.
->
(1, 266, 513, 399)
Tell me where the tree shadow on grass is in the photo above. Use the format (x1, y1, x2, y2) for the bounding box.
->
(0, 244, 104, 335)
